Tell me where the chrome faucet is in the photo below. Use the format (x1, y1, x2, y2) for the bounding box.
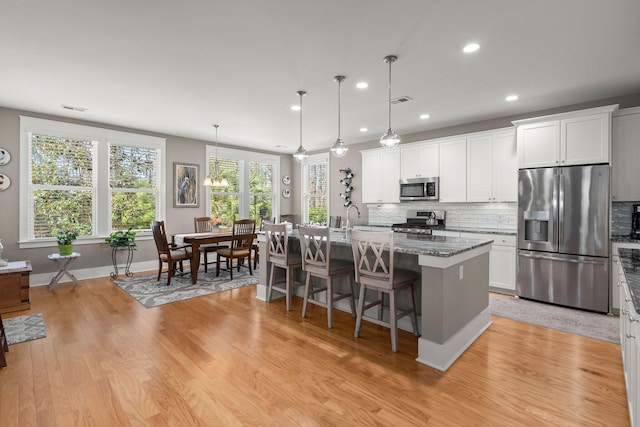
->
(345, 203, 361, 238)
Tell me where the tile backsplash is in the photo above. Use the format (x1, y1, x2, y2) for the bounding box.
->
(367, 202, 517, 230)
(366, 201, 637, 234)
(612, 201, 640, 236)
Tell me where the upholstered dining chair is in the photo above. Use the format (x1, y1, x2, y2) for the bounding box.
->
(194, 216, 228, 272)
(151, 220, 193, 286)
(298, 226, 356, 328)
(350, 229, 419, 352)
(265, 223, 303, 311)
(216, 219, 256, 280)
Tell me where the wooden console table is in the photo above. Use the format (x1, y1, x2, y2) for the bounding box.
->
(0, 260, 32, 314)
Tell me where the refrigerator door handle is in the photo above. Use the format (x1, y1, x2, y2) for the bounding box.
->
(518, 252, 604, 265)
(557, 171, 564, 250)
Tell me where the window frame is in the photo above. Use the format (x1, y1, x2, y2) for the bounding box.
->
(300, 153, 329, 225)
(205, 145, 280, 221)
(19, 116, 166, 248)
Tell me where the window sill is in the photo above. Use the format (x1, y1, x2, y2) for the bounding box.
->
(19, 233, 153, 249)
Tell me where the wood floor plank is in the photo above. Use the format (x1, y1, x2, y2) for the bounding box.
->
(0, 276, 630, 426)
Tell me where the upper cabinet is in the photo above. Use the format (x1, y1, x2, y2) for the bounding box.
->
(513, 105, 618, 169)
(361, 148, 400, 204)
(467, 129, 517, 202)
(439, 138, 467, 203)
(400, 142, 439, 179)
(612, 107, 640, 201)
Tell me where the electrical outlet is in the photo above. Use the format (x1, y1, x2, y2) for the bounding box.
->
(459, 265, 464, 280)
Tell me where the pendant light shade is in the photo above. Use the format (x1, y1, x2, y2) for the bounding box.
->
(292, 90, 308, 162)
(380, 55, 401, 149)
(330, 75, 348, 158)
(204, 124, 229, 187)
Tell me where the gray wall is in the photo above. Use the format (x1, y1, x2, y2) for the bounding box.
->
(0, 107, 293, 275)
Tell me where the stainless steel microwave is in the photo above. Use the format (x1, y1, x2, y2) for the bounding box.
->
(399, 177, 439, 201)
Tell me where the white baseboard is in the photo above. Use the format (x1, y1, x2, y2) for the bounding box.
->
(416, 307, 492, 372)
(31, 260, 158, 287)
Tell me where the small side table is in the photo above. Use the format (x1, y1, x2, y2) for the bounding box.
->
(47, 252, 81, 290)
(110, 245, 134, 279)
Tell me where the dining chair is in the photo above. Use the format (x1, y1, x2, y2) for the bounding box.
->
(0, 312, 8, 368)
(265, 223, 303, 311)
(151, 220, 193, 286)
(329, 216, 342, 228)
(350, 229, 419, 352)
(253, 216, 273, 270)
(216, 219, 256, 279)
(194, 216, 228, 273)
(279, 214, 297, 228)
(298, 226, 356, 328)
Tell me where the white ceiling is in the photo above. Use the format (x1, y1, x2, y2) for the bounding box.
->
(1, 0, 639, 154)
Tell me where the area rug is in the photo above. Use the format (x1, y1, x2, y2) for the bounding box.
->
(3, 312, 47, 345)
(489, 293, 619, 344)
(114, 267, 259, 308)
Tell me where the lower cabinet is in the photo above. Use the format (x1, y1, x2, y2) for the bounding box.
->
(445, 231, 516, 293)
(620, 269, 639, 427)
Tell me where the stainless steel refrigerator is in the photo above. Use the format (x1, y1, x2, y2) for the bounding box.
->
(517, 164, 609, 313)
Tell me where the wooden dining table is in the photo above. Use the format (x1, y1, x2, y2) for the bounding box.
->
(177, 231, 257, 284)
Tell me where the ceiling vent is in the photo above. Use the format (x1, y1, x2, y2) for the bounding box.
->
(390, 96, 413, 105)
(61, 104, 87, 112)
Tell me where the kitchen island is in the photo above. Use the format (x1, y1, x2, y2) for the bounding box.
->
(256, 230, 493, 371)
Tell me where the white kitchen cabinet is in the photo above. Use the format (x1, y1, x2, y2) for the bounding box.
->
(439, 138, 467, 202)
(361, 148, 400, 204)
(611, 242, 640, 313)
(612, 107, 640, 201)
(467, 130, 517, 202)
(620, 274, 639, 427)
(460, 232, 516, 292)
(514, 105, 618, 169)
(400, 141, 439, 179)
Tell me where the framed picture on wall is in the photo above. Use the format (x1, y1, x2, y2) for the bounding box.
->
(174, 162, 199, 208)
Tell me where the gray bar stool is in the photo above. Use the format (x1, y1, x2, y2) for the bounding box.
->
(265, 223, 303, 311)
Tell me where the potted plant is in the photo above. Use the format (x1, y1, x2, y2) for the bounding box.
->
(57, 230, 77, 256)
(104, 227, 137, 247)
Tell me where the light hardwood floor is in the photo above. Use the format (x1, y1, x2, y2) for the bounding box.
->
(0, 276, 630, 426)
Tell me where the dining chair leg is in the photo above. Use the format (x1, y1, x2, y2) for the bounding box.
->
(409, 285, 419, 336)
(285, 266, 291, 311)
(229, 259, 234, 280)
(157, 260, 162, 281)
(301, 271, 312, 318)
(347, 274, 356, 317)
(355, 284, 366, 338)
(204, 252, 208, 273)
(167, 262, 173, 286)
(247, 255, 253, 276)
(267, 264, 276, 302)
(327, 277, 334, 328)
(389, 290, 398, 352)
(216, 254, 221, 277)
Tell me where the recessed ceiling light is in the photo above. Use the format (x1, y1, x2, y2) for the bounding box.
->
(505, 94, 519, 102)
(61, 104, 87, 112)
(359, 127, 368, 132)
(420, 114, 430, 120)
(291, 105, 301, 111)
(463, 43, 480, 53)
(356, 82, 368, 89)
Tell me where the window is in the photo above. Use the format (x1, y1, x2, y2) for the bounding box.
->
(20, 116, 165, 247)
(302, 153, 328, 225)
(206, 146, 279, 225)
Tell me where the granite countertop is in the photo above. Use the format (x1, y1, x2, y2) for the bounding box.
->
(617, 248, 640, 314)
(327, 230, 493, 258)
(612, 235, 640, 244)
(445, 227, 517, 236)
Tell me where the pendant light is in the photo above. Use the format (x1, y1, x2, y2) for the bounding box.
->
(204, 124, 229, 187)
(380, 55, 400, 149)
(330, 75, 348, 158)
(292, 90, 308, 162)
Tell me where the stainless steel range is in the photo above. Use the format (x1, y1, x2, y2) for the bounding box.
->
(392, 210, 446, 235)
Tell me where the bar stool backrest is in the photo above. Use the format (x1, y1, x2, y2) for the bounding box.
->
(298, 226, 331, 275)
(264, 223, 289, 263)
(350, 229, 395, 289)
